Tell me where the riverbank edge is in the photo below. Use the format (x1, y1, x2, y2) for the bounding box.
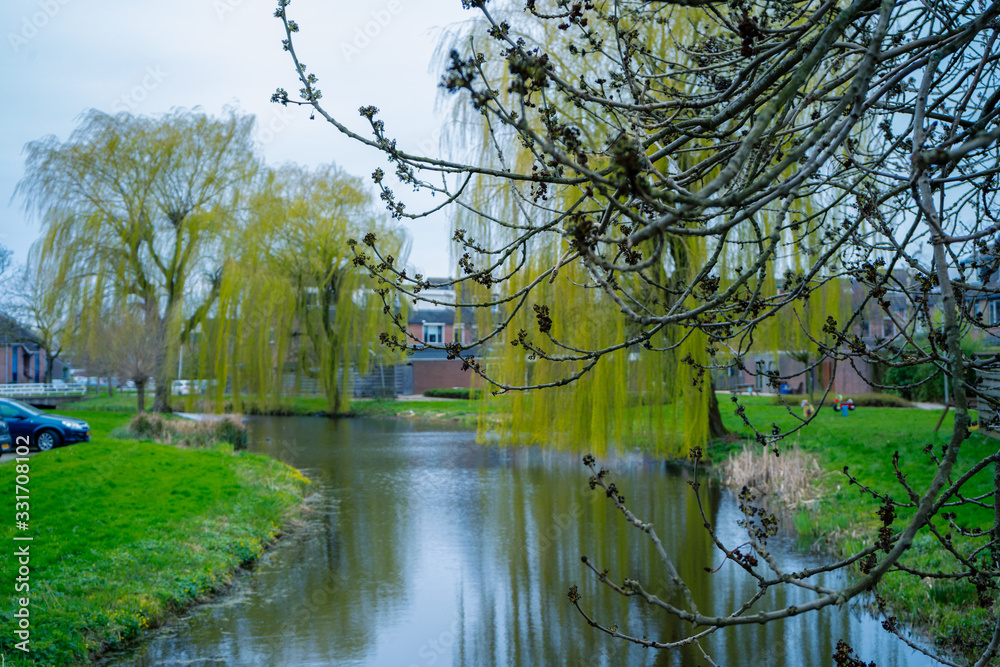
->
(703, 441, 988, 663)
(55, 398, 985, 662)
(91, 491, 312, 667)
(0, 412, 311, 667)
(90, 505, 312, 667)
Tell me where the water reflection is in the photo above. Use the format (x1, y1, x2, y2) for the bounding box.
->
(111, 417, 933, 666)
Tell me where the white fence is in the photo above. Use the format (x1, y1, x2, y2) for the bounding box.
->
(0, 383, 86, 397)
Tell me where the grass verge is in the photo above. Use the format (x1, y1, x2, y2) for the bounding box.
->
(0, 410, 309, 666)
(714, 396, 996, 660)
(61, 393, 491, 425)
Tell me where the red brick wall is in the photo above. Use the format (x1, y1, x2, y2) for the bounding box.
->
(411, 359, 477, 394)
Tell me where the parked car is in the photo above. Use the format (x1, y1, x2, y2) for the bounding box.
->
(0, 418, 11, 455)
(0, 398, 90, 451)
(171, 380, 209, 396)
(171, 380, 192, 396)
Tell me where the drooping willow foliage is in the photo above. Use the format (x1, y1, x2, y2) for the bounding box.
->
(420, 3, 852, 455)
(19, 109, 406, 414)
(208, 164, 409, 414)
(278, 0, 1000, 661)
(19, 109, 258, 411)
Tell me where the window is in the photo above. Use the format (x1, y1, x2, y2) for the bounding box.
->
(453, 323, 464, 344)
(422, 323, 444, 344)
(860, 320, 870, 338)
(0, 401, 36, 419)
(990, 300, 1000, 326)
(883, 317, 895, 337)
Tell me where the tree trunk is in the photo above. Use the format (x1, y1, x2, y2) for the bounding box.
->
(150, 316, 172, 413)
(809, 365, 815, 404)
(45, 354, 55, 384)
(152, 378, 171, 412)
(707, 378, 728, 440)
(106, 377, 114, 397)
(136, 379, 146, 413)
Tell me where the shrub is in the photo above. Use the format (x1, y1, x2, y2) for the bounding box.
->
(423, 387, 482, 399)
(119, 413, 248, 449)
(882, 362, 946, 402)
(213, 415, 248, 449)
(128, 412, 169, 440)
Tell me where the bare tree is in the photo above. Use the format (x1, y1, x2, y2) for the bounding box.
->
(3, 257, 78, 383)
(112, 307, 161, 413)
(272, 0, 1000, 663)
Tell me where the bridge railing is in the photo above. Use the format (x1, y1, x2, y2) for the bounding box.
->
(0, 383, 87, 397)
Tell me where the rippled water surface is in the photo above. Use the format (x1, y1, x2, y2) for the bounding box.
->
(111, 417, 934, 666)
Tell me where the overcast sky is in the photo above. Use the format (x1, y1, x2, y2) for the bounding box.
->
(0, 0, 474, 276)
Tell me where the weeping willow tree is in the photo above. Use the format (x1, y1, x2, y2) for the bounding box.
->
(208, 163, 409, 414)
(274, 0, 882, 454)
(18, 108, 259, 412)
(353, 2, 856, 456)
(276, 0, 1000, 662)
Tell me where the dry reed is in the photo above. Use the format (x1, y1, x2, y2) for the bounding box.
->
(120, 413, 248, 450)
(721, 443, 823, 507)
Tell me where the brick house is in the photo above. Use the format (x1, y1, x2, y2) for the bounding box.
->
(714, 273, 916, 396)
(405, 279, 480, 395)
(962, 244, 1000, 347)
(0, 314, 66, 384)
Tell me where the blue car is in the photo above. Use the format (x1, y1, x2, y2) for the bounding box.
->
(0, 398, 90, 452)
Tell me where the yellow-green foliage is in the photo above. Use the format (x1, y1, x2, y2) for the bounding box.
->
(206, 164, 408, 414)
(447, 3, 855, 455)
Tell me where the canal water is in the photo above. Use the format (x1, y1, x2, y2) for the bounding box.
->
(111, 417, 934, 666)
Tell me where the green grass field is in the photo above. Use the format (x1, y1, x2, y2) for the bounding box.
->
(64, 392, 491, 423)
(715, 396, 997, 657)
(0, 410, 308, 666)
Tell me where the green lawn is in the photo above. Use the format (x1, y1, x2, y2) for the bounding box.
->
(63, 392, 491, 423)
(0, 410, 308, 666)
(714, 396, 997, 658)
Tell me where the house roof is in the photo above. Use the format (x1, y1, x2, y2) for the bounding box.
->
(408, 308, 456, 325)
(409, 342, 485, 360)
(0, 313, 38, 347)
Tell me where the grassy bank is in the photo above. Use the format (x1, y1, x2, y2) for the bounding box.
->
(65, 392, 490, 424)
(0, 410, 308, 666)
(713, 396, 996, 659)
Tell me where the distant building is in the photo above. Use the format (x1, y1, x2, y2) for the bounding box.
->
(0, 314, 68, 384)
(405, 278, 481, 395)
(961, 243, 1000, 347)
(714, 272, 920, 396)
